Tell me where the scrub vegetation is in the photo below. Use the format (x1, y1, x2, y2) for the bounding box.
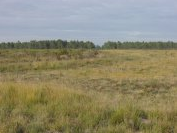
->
(0, 49, 177, 133)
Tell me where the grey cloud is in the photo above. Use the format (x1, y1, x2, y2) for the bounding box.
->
(0, 0, 177, 44)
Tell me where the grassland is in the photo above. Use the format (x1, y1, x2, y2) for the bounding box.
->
(0, 49, 177, 133)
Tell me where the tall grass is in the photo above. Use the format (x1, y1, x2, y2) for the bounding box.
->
(1, 50, 177, 132)
(0, 83, 177, 133)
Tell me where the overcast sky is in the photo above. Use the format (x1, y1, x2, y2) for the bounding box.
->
(0, 0, 177, 44)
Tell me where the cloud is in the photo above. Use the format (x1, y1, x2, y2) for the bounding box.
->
(0, 0, 177, 44)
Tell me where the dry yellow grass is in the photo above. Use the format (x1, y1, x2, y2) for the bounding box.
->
(0, 49, 177, 133)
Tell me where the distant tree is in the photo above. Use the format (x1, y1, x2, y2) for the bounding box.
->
(102, 41, 177, 50)
(1, 40, 177, 50)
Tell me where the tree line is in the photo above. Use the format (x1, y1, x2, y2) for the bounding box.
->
(0, 40, 177, 49)
(102, 41, 177, 49)
(0, 40, 95, 49)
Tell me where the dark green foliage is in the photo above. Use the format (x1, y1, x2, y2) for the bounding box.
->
(102, 41, 177, 49)
(1, 40, 177, 49)
(0, 39, 95, 49)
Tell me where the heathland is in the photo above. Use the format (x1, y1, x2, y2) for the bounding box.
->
(0, 49, 177, 133)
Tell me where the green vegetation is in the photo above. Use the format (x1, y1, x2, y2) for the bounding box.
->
(0, 40, 96, 49)
(0, 49, 177, 133)
(102, 41, 177, 49)
(1, 39, 177, 49)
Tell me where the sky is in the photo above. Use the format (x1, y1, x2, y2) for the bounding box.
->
(0, 0, 177, 45)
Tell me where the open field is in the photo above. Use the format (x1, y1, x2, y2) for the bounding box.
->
(0, 49, 177, 133)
